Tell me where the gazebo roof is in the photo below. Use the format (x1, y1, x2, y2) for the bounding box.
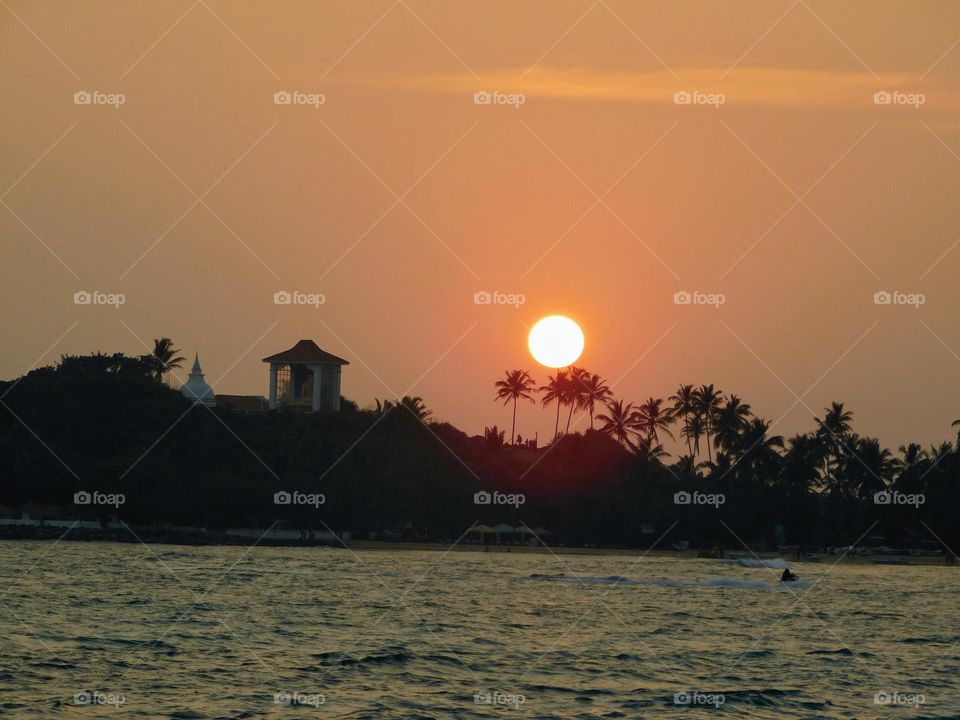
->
(262, 339, 349, 365)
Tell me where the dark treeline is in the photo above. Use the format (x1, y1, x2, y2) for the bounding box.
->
(1, 351, 958, 553)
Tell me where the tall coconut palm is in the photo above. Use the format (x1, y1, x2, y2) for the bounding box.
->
(897, 443, 927, 470)
(928, 441, 954, 463)
(538, 370, 570, 440)
(634, 397, 675, 445)
(842, 436, 895, 500)
(737, 417, 784, 480)
(713, 395, 752, 457)
(494, 369, 536, 445)
(694, 384, 723, 463)
(682, 413, 705, 459)
(816, 402, 854, 485)
(562, 367, 589, 434)
(145, 337, 185, 383)
(596, 399, 638, 449)
(576, 372, 611, 430)
(781, 433, 823, 493)
(669, 384, 697, 456)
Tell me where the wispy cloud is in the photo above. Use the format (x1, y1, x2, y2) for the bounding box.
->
(349, 65, 959, 110)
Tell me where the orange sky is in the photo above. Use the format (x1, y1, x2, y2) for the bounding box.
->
(2, 0, 960, 450)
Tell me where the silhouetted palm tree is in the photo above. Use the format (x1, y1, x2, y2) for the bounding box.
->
(897, 443, 927, 471)
(694, 384, 722, 463)
(670, 384, 697, 456)
(843, 436, 895, 499)
(780, 433, 823, 493)
(634, 397, 675, 445)
(636, 438, 670, 463)
(145, 337, 185, 383)
(563, 367, 590, 434)
(682, 413, 705, 459)
(597, 399, 638, 449)
(816, 402, 853, 489)
(576, 372, 611, 430)
(713, 395, 752, 457)
(538, 370, 570, 440)
(737, 418, 784, 479)
(494, 369, 536, 445)
(484, 425, 506, 449)
(401, 396, 432, 421)
(378, 396, 433, 421)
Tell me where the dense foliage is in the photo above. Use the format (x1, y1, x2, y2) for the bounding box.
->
(1, 353, 958, 553)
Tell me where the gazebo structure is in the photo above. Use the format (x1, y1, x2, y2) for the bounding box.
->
(262, 339, 349, 412)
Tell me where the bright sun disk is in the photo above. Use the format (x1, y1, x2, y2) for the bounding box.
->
(528, 316, 584, 368)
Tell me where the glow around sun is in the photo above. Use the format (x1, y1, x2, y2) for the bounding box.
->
(528, 316, 584, 368)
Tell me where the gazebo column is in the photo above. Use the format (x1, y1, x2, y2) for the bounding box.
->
(331, 366, 341, 411)
(268, 364, 279, 409)
(310, 364, 323, 412)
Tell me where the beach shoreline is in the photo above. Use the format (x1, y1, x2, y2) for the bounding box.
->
(0, 529, 949, 564)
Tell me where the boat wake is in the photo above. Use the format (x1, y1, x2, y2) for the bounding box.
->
(528, 573, 807, 590)
(728, 558, 790, 569)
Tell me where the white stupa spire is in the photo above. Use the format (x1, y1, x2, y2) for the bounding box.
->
(181, 352, 216, 406)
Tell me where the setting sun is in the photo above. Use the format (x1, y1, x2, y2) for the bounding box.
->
(528, 316, 584, 368)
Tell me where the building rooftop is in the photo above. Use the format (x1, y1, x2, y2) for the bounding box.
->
(216, 394, 270, 412)
(261, 339, 350, 365)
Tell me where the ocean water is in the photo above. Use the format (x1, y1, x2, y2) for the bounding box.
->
(0, 541, 957, 719)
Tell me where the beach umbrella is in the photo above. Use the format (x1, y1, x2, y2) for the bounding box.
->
(468, 523, 496, 534)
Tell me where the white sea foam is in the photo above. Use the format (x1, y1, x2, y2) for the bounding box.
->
(733, 558, 790, 569)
